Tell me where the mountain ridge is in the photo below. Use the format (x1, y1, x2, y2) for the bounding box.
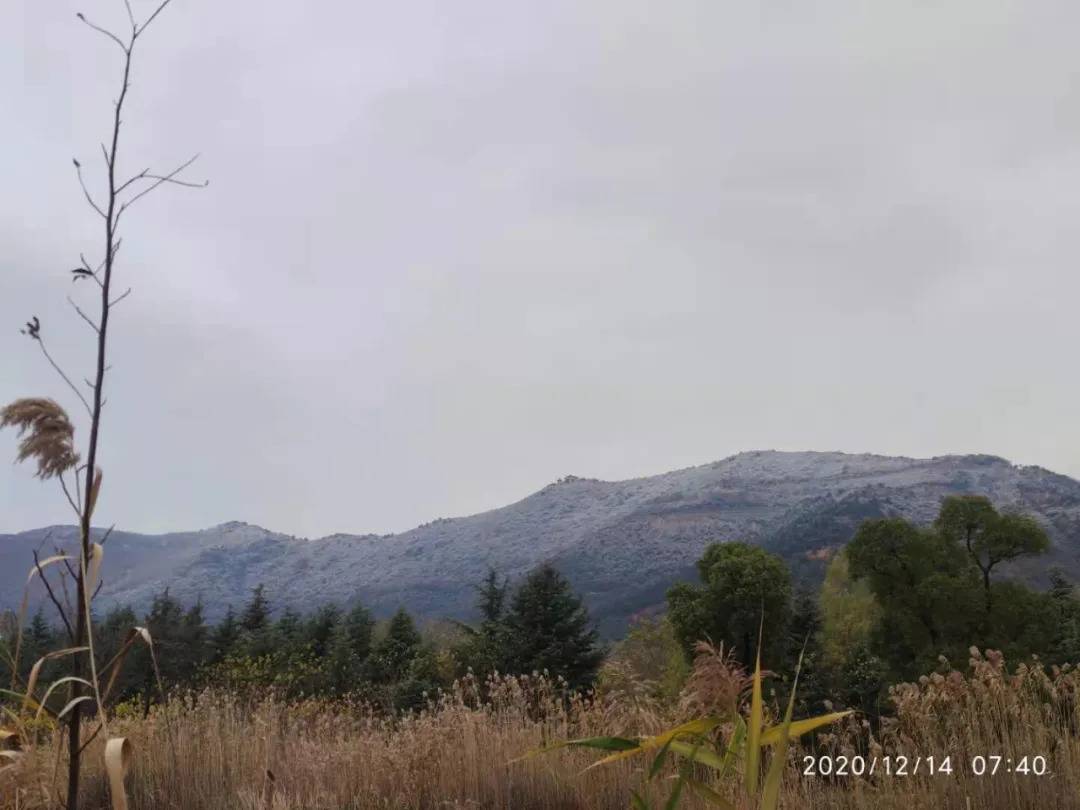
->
(4, 450, 1080, 635)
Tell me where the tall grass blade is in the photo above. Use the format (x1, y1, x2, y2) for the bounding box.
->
(745, 616, 764, 795)
(760, 647, 804, 810)
(104, 736, 132, 810)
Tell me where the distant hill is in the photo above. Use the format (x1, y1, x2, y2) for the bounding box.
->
(5, 451, 1080, 636)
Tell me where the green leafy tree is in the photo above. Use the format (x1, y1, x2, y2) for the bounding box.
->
(846, 498, 1053, 678)
(667, 542, 792, 667)
(1048, 568, 1080, 664)
(818, 553, 881, 672)
(935, 495, 1050, 614)
(598, 615, 688, 701)
(846, 517, 980, 677)
(504, 564, 602, 689)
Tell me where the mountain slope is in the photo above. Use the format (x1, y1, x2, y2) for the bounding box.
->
(5, 451, 1080, 635)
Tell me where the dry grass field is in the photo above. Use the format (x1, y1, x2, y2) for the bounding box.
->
(5, 647, 1080, 810)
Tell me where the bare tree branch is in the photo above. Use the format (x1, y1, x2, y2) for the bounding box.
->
(58, 472, 82, 520)
(28, 332, 94, 418)
(67, 295, 101, 334)
(75, 13, 128, 53)
(74, 160, 107, 219)
(136, 0, 175, 36)
(117, 166, 208, 194)
(98, 524, 116, 546)
(33, 550, 75, 643)
(123, 0, 137, 34)
(109, 288, 133, 307)
(117, 153, 206, 217)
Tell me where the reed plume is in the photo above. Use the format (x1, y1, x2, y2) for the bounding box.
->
(0, 398, 80, 480)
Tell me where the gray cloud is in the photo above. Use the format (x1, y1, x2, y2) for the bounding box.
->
(4, 0, 1080, 537)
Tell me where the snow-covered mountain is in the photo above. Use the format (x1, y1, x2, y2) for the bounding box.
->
(5, 451, 1080, 635)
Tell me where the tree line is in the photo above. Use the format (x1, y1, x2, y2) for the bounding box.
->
(660, 494, 1080, 717)
(6, 494, 1077, 720)
(2, 563, 603, 713)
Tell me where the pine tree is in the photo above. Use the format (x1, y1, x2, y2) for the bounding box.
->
(476, 569, 509, 625)
(144, 589, 185, 688)
(457, 570, 513, 676)
(177, 601, 209, 683)
(324, 603, 376, 694)
(209, 606, 241, 665)
(240, 584, 271, 634)
(343, 603, 375, 664)
(305, 604, 341, 659)
(368, 609, 421, 683)
(240, 584, 275, 658)
(505, 564, 602, 689)
(95, 606, 139, 701)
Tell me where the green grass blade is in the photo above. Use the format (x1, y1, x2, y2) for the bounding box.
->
(761, 647, 803, 810)
(510, 735, 639, 764)
(686, 777, 736, 809)
(667, 740, 726, 771)
(745, 616, 765, 795)
(759, 711, 852, 746)
(650, 735, 677, 780)
(583, 718, 722, 772)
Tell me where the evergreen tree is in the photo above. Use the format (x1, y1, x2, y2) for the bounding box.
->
(273, 608, 304, 652)
(209, 606, 241, 665)
(240, 584, 271, 634)
(476, 569, 509, 625)
(144, 590, 186, 688)
(94, 605, 140, 701)
(177, 601, 209, 683)
(305, 604, 341, 658)
(368, 609, 421, 683)
(239, 584, 275, 658)
(392, 645, 443, 711)
(505, 564, 602, 689)
(457, 570, 513, 676)
(346, 604, 375, 661)
(325, 603, 375, 693)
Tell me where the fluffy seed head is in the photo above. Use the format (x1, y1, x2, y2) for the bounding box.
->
(0, 397, 80, 479)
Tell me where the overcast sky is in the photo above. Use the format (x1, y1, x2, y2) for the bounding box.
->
(3, 1, 1079, 538)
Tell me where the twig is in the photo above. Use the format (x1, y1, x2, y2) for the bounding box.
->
(117, 167, 206, 194)
(109, 288, 133, 307)
(67, 295, 100, 333)
(33, 550, 75, 642)
(75, 12, 128, 53)
(73, 161, 107, 219)
(136, 0, 175, 36)
(98, 524, 116, 546)
(58, 472, 82, 520)
(122, 0, 137, 34)
(117, 153, 206, 217)
(32, 336, 94, 418)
